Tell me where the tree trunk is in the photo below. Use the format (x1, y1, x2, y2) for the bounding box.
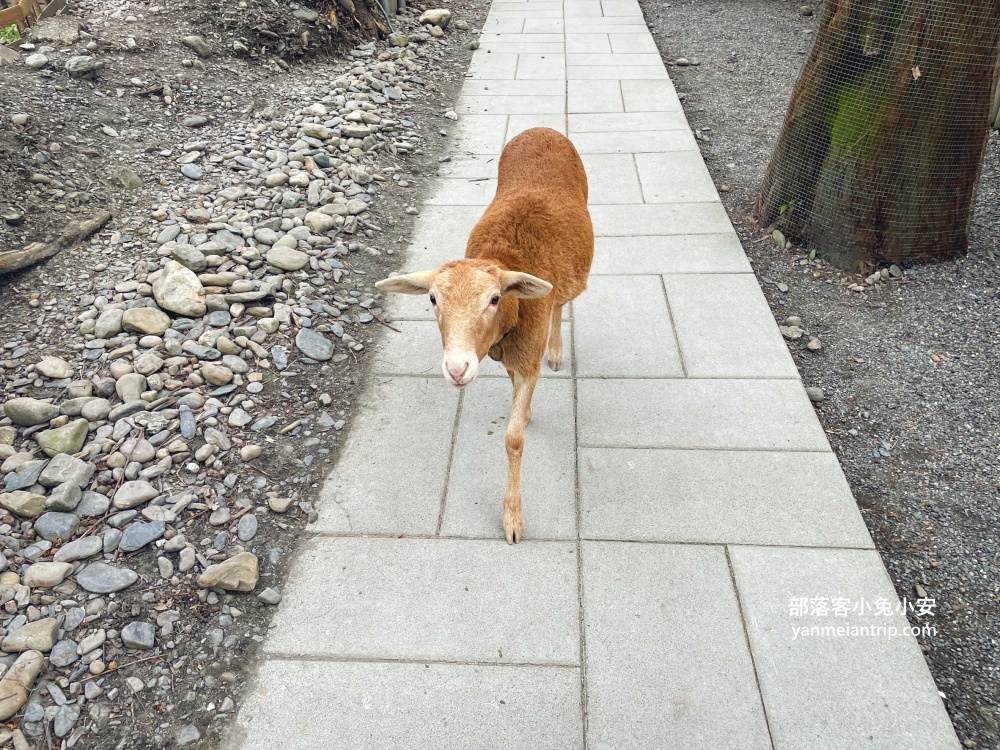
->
(757, 0, 1000, 269)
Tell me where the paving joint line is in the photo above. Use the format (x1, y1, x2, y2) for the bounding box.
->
(724, 545, 777, 750)
(436, 387, 465, 535)
(264, 652, 581, 670)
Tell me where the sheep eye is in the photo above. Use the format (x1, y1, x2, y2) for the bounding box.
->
(490, 295, 500, 306)
(430, 294, 437, 305)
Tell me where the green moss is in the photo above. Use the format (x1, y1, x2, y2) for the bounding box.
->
(827, 77, 883, 156)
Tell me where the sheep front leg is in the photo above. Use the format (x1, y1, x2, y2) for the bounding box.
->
(503, 369, 537, 544)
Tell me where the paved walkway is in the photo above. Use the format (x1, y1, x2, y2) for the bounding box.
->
(229, 1, 960, 747)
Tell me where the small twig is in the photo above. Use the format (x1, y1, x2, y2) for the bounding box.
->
(372, 313, 401, 332)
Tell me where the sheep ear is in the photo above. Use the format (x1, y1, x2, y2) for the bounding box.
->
(499, 271, 553, 299)
(375, 270, 437, 295)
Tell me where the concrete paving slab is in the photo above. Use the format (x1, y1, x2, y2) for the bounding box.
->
(399, 205, 482, 270)
(565, 0, 603, 17)
(573, 275, 684, 378)
(569, 111, 690, 132)
(452, 114, 510, 153)
(516, 53, 567, 79)
(580, 153, 644, 204)
(568, 79, 622, 112)
(265, 537, 581, 664)
(566, 53, 663, 66)
(468, 52, 520, 79)
(583, 541, 772, 750)
(634, 150, 723, 202)
(457, 94, 566, 114)
(591, 202, 733, 236)
(621, 78, 683, 112)
(730, 546, 960, 750)
(590, 234, 752, 274)
(577, 378, 832, 451)
(664, 273, 800, 378)
(231, 660, 584, 750)
(460, 78, 565, 96)
(609, 31, 659, 53)
(425, 178, 498, 206)
(600, 0, 643, 15)
(441, 378, 576, 539)
(571, 130, 698, 154)
(507, 113, 567, 141)
(566, 32, 613, 53)
(580, 448, 874, 547)
(567, 65, 670, 80)
(315, 377, 459, 534)
(524, 18, 564, 32)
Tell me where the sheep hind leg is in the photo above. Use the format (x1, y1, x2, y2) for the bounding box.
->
(546, 304, 563, 372)
(502, 369, 537, 544)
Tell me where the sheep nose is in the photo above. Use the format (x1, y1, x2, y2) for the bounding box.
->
(446, 362, 469, 384)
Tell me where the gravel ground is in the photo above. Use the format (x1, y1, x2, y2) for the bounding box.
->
(639, 0, 1000, 746)
(0, 2, 485, 747)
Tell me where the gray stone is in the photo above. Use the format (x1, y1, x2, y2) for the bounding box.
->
(75, 491, 110, 517)
(295, 328, 334, 361)
(54, 535, 104, 562)
(81, 397, 113, 422)
(76, 562, 138, 593)
(419, 8, 451, 28)
(172, 244, 207, 272)
(266, 245, 309, 271)
(94, 308, 124, 338)
(181, 35, 212, 57)
(53, 703, 80, 738)
(237, 513, 258, 541)
(119, 520, 165, 552)
(44, 482, 82, 512)
(181, 163, 204, 180)
(35, 356, 73, 379)
(39, 453, 94, 488)
(116, 373, 147, 404)
(113, 480, 158, 509)
(64, 56, 96, 75)
(3, 397, 58, 426)
(121, 621, 155, 650)
(49, 639, 79, 668)
(33, 512, 80, 542)
(175, 725, 201, 746)
(4, 459, 47, 492)
(257, 587, 281, 605)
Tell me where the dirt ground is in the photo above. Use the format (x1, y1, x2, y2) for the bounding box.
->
(638, 0, 1000, 746)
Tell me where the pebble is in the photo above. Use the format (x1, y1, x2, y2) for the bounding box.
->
(806, 386, 826, 403)
(198, 552, 259, 592)
(121, 621, 156, 650)
(76, 562, 139, 593)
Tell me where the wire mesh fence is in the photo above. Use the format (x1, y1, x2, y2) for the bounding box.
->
(757, 0, 1000, 268)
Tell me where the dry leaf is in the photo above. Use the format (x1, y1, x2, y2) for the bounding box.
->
(912, 66, 921, 80)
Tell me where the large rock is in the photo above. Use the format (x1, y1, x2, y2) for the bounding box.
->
(266, 245, 309, 271)
(0, 491, 46, 517)
(152, 261, 206, 317)
(94, 308, 124, 338)
(3, 397, 58, 426)
(36, 419, 88, 457)
(32, 16, 81, 44)
(35, 356, 74, 379)
(198, 552, 259, 592)
(76, 562, 138, 593)
(39, 453, 94, 488)
(23, 562, 74, 588)
(64, 56, 97, 75)
(113, 480, 158, 509)
(122, 307, 170, 335)
(54, 535, 103, 562)
(304, 211, 336, 234)
(1, 619, 58, 652)
(419, 8, 451, 28)
(0, 650, 45, 721)
(295, 328, 334, 361)
(34, 512, 79, 541)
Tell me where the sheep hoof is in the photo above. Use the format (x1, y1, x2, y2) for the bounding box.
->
(503, 513, 523, 545)
(547, 353, 562, 372)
